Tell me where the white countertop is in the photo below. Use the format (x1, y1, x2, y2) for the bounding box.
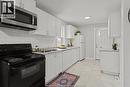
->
(99, 49, 119, 52)
(33, 46, 80, 55)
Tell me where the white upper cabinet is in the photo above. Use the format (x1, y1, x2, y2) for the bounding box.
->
(47, 14, 57, 36)
(22, 0, 36, 13)
(108, 11, 121, 38)
(34, 8, 65, 37)
(34, 8, 48, 35)
(66, 25, 78, 38)
(15, 0, 36, 13)
(15, 0, 21, 7)
(61, 22, 66, 38)
(55, 18, 62, 37)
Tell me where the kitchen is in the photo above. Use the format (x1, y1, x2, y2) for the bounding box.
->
(0, 0, 130, 87)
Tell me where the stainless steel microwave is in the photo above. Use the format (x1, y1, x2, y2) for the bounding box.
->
(0, 6, 37, 31)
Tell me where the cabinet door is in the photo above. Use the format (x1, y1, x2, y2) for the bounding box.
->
(61, 23, 66, 38)
(47, 15, 56, 36)
(71, 48, 79, 64)
(66, 25, 78, 38)
(73, 48, 79, 63)
(100, 51, 120, 74)
(55, 19, 62, 37)
(45, 53, 57, 83)
(66, 25, 73, 38)
(76, 48, 80, 61)
(34, 8, 48, 35)
(22, 0, 36, 13)
(62, 51, 70, 71)
(69, 49, 75, 65)
(56, 52, 63, 73)
(15, 0, 21, 7)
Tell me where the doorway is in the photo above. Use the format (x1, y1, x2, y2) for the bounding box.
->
(94, 28, 112, 60)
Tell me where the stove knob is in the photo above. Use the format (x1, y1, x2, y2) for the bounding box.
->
(8, 63, 10, 65)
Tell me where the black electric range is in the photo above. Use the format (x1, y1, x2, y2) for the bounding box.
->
(0, 44, 45, 87)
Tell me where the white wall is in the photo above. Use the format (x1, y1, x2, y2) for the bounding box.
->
(0, 27, 57, 48)
(122, 0, 130, 86)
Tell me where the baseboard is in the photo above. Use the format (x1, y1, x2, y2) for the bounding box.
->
(79, 58, 85, 61)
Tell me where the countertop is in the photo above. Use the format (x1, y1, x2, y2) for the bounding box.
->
(33, 46, 80, 55)
(99, 49, 119, 52)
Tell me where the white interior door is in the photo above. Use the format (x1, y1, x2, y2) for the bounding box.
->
(95, 28, 112, 59)
(95, 29, 101, 59)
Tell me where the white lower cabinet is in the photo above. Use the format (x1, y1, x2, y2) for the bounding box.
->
(62, 50, 71, 71)
(45, 48, 80, 83)
(55, 52, 63, 74)
(45, 53, 57, 83)
(62, 48, 80, 71)
(74, 48, 80, 63)
(45, 52, 62, 83)
(100, 51, 120, 75)
(69, 49, 76, 65)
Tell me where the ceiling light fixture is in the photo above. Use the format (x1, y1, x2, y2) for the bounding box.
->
(84, 16, 91, 19)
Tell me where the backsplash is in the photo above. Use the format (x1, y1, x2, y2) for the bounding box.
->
(0, 27, 57, 48)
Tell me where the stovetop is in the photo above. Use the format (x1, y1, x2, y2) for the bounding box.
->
(0, 44, 45, 66)
(2, 53, 45, 66)
(6, 57, 23, 63)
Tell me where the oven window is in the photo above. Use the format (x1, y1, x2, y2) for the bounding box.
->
(21, 64, 40, 79)
(10, 9, 32, 24)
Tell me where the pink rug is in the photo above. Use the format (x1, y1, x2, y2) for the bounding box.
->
(46, 72, 79, 87)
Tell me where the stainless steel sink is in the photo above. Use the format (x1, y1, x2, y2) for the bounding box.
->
(44, 49, 57, 52)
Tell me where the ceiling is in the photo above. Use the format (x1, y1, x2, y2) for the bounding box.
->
(37, 0, 121, 27)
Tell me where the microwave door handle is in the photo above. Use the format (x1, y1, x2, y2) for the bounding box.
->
(32, 16, 34, 25)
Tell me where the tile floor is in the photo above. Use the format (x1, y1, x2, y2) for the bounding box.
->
(66, 59, 121, 87)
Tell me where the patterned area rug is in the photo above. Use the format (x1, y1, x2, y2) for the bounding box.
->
(46, 72, 79, 87)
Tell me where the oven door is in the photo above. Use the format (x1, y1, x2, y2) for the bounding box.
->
(9, 60, 45, 87)
(1, 6, 37, 29)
